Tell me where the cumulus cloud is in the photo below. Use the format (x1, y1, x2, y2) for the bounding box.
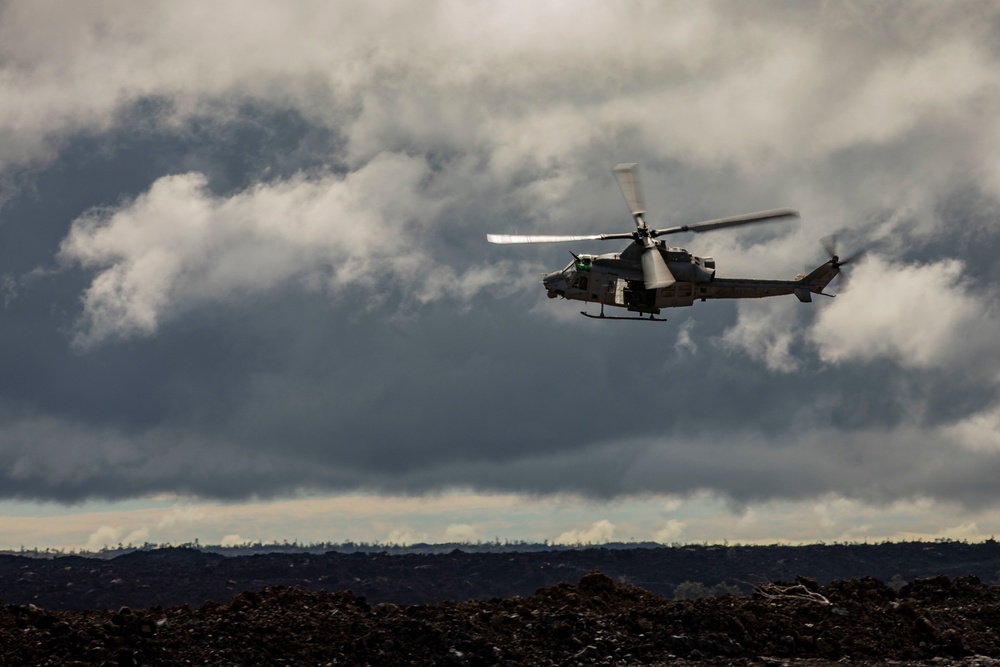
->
(84, 524, 150, 552)
(2, 3, 997, 207)
(654, 519, 686, 544)
(810, 256, 999, 372)
(57, 154, 523, 345)
(717, 252, 1000, 383)
(941, 406, 1000, 454)
(555, 519, 615, 545)
(720, 299, 804, 373)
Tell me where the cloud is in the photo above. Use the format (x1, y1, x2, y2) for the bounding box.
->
(219, 534, 246, 547)
(941, 406, 1000, 454)
(674, 319, 698, 356)
(1, 3, 996, 202)
(718, 252, 1000, 383)
(2, 0, 1000, 542)
(386, 526, 429, 546)
(84, 524, 150, 552)
(720, 299, 804, 373)
(10, 491, 1000, 552)
(654, 519, 686, 544)
(555, 519, 615, 545)
(810, 256, 999, 372)
(57, 155, 523, 346)
(443, 523, 481, 543)
(84, 526, 122, 552)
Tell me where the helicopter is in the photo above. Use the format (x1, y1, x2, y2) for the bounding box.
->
(487, 163, 860, 320)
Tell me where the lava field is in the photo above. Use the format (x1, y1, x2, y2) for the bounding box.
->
(6, 543, 1000, 665)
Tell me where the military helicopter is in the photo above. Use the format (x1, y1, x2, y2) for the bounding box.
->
(487, 163, 859, 320)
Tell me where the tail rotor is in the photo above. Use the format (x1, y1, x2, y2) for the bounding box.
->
(820, 234, 867, 288)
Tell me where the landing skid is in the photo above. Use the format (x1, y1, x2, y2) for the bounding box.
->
(581, 304, 667, 322)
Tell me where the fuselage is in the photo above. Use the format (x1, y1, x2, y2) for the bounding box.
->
(542, 242, 839, 315)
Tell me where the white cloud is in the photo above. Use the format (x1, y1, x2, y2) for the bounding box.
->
(654, 519, 685, 544)
(720, 299, 803, 373)
(555, 519, 615, 545)
(941, 406, 1000, 454)
(809, 256, 998, 370)
(674, 319, 698, 355)
(386, 526, 428, 546)
(84, 526, 121, 552)
(58, 154, 522, 345)
(443, 523, 481, 543)
(220, 533, 247, 547)
(83, 524, 149, 551)
(9, 3, 1000, 350)
(1, 3, 997, 214)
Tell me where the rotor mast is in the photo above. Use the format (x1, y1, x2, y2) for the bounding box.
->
(614, 163, 675, 289)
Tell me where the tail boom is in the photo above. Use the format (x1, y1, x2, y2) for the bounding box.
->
(696, 260, 840, 303)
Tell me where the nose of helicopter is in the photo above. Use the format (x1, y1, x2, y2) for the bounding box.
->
(542, 270, 567, 298)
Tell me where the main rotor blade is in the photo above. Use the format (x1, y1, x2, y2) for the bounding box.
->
(641, 246, 675, 289)
(613, 163, 646, 219)
(487, 232, 634, 244)
(652, 208, 799, 237)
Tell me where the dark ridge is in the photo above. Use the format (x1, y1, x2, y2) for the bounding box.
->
(110, 547, 226, 565)
(2, 540, 1000, 611)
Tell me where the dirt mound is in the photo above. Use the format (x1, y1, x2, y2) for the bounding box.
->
(4, 572, 1000, 665)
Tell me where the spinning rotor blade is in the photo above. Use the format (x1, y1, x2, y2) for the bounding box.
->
(487, 232, 633, 244)
(652, 208, 799, 237)
(820, 234, 838, 259)
(613, 163, 646, 221)
(819, 233, 868, 291)
(642, 245, 675, 289)
(821, 234, 868, 266)
(839, 249, 868, 266)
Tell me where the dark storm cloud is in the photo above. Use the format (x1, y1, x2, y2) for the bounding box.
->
(2, 1, 1000, 513)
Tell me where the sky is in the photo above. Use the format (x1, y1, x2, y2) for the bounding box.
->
(3, 0, 1000, 551)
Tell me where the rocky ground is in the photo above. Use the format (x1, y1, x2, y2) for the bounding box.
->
(5, 543, 1000, 665)
(5, 571, 1000, 665)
